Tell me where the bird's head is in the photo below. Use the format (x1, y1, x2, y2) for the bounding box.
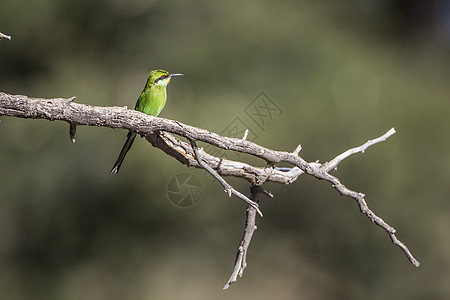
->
(148, 69, 183, 87)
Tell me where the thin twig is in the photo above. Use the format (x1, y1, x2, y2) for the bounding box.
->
(224, 185, 270, 289)
(189, 139, 263, 217)
(318, 128, 419, 265)
(292, 144, 302, 155)
(242, 129, 249, 141)
(323, 128, 396, 172)
(324, 173, 420, 266)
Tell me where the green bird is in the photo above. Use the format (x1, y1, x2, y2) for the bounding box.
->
(110, 69, 183, 174)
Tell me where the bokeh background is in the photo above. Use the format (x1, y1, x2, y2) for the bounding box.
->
(1, 1, 449, 299)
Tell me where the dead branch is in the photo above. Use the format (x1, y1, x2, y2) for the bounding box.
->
(224, 185, 273, 289)
(189, 139, 263, 216)
(0, 92, 420, 288)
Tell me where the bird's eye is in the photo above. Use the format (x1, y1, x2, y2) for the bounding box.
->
(160, 75, 167, 79)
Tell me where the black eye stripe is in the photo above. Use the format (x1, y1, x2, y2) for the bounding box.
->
(157, 74, 168, 81)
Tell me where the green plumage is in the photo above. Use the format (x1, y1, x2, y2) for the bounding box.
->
(110, 69, 182, 174)
(135, 85, 166, 116)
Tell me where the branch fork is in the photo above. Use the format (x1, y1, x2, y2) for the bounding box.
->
(0, 92, 420, 288)
(189, 139, 263, 217)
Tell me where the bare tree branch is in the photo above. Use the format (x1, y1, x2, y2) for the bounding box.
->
(0, 92, 420, 287)
(189, 139, 263, 216)
(323, 128, 396, 172)
(224, 185, 273, 289)
(145, 132, 304, 185)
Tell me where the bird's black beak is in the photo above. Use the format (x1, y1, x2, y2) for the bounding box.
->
(169, 73, 184, 77)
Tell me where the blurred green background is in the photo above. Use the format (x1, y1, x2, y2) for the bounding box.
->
(1, 0, 449, 299)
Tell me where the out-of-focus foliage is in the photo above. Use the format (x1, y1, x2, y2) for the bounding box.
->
(1, 0, 449, 299)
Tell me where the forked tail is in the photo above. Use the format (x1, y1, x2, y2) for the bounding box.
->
(110, 131, 137, 174)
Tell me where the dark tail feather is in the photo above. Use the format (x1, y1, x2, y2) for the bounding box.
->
(110, 131, 137, 174)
